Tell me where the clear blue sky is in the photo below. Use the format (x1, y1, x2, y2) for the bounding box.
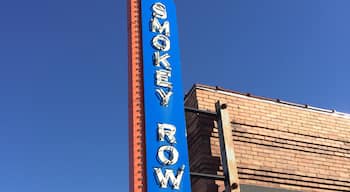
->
(0, 0, 349, 191)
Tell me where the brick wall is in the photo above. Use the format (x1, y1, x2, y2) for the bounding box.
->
(185, 84, 350, 192)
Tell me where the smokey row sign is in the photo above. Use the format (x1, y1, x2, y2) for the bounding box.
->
(152, 2, 173, 106)
(141, 0, 191, 191)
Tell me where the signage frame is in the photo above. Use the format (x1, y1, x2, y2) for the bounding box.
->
(140, 0, 192, 191)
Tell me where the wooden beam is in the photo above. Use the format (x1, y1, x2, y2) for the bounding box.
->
(216, 101, 240, 192)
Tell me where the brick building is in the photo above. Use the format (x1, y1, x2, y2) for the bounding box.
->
(185, 84, 350, 192)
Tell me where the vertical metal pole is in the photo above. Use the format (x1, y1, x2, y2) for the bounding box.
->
(216, 101, 240, 192)
(128, 0, 146, 191)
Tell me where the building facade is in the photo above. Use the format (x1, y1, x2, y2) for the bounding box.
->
(185, 84, 350, 192)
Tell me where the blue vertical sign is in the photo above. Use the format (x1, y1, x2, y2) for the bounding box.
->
(141, 0, 192, 191)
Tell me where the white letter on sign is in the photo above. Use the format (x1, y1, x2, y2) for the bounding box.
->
(158, 123, 176, 143)
(152, 34, 170, 51)
(157, 145, 179, 165)
(152, 2, 167, 19)
(153, 52, 171, 70)
(156, 88, 172, 106)
(154, 165, 185, 190)
(155, 69, 172, 89)
(151, 18, 170, 36)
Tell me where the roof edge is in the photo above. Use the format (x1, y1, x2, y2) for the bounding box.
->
(187, 84, 350, 118)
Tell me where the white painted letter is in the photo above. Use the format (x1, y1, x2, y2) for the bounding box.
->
(158, 123, 176, 144)
(154, 165, 185, 190)
(151, 18, 170, 36)
(152, 2, 167, 19)
(156, 88, 173, 106)
(153, 52, 171, 70)
(155, 69, 172, 89)
(152, 34, 170, 51)
(157, 145, 179, 165)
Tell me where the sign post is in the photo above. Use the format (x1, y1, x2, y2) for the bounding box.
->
(128, 0, 146, 191)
